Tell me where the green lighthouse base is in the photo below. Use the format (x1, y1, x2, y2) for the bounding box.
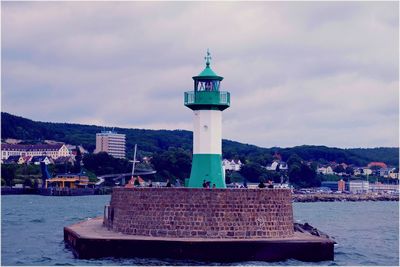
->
(188, 154, 226, 188)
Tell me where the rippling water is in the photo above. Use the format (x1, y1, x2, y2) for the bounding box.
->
(1, 195, 399, 266)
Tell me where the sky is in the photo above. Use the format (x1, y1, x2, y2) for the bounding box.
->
(1, 1, 399, 149)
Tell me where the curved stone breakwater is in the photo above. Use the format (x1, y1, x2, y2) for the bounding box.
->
(292, 193, 399, 202)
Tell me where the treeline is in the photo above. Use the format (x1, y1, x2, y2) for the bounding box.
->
(1, 112, 399, 167)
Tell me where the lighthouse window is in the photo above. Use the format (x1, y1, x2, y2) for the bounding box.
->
(196, 80, 220, 91)
(213, 81, 220, 91)
(198, 82, 205, 91)
(205, 81, 212, 91)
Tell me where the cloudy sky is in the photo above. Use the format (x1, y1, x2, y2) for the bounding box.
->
(2, 1, 399, 148)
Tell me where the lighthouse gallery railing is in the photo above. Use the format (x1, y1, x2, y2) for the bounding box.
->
(184, 91, 230, 105)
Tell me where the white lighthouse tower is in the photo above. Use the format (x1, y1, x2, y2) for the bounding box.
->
(184, 50, 230, 188)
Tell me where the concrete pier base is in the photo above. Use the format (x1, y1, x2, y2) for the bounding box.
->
(64, 217, 335, 262)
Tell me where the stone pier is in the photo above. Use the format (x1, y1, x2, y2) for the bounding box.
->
(105, 188, 294, 239)
(64, 187, 335, 262)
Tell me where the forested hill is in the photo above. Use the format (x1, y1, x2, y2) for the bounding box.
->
(1, 112, 399, 167)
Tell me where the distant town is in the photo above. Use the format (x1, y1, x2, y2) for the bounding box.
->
(1, 129, 399, 197)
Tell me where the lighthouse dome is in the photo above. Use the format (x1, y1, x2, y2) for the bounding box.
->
(192, 49, 223, 81)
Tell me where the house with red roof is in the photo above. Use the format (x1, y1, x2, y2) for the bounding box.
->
(367, 162, 388, 169)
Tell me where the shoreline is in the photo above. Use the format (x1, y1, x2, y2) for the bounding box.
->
(292, 193, 399, 202)
(1, 187, 398, 202)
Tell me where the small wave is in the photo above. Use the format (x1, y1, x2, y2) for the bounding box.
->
(30, 218, 45, 223)
(37, 256, 53, 261)
(359, 259, 379, 265)
(327, 262, 339, 266)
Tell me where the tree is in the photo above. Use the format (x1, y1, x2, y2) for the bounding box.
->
(23, 178, 33, 188)
(288, 162, 320, 188)
(225, 171, 244, 184)
(247, 153, 273, 166)
(287, 154, 302, 167)
(1, 165, 17, 186)
(74, 145, 82, 173)
(345, 166, 354, 175)
(151, 148, 192, 182)
(82, 152, 131, 176)
(333, 165, 345, 174)
(239, 163, 264, 183)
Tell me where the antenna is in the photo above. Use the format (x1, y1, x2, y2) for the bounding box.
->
(131, 144, 139, 178)
(205, 48, 212, 67)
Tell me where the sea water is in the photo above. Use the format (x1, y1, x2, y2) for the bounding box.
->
(1, 195, 399, 266)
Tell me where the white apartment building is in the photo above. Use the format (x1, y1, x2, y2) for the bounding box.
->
(1, 144, 70, 160)
(94, 131, 126, 159)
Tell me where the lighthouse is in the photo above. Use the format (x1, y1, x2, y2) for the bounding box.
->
(184, 50, 230, 188)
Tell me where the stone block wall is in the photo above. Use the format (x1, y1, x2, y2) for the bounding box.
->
(106, 187, 294, 239)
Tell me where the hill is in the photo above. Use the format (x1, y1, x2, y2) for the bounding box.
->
(1, 112, 398, 167)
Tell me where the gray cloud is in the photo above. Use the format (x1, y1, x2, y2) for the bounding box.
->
(2, 1, 398, 148)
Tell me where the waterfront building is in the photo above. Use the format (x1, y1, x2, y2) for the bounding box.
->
(184, 50, 230, 188)
(22, 156, 32, 164)
(353, 168, 361, 176)
(31, 156, 53, 165)
(4, 155, 25, 164)
(349, 180, 369, 193)
(388, 170, 399, 179)
(369, 182, 399, 193)
(353, 167, 372, 176)
(1, 143, 70, 160)
(66, 145, 88, 158)
(338, 179, 346, 192)
(321, 180, 347, 192)
(379, 168, 399, 179)
(320, 181, 338, 191)
(54, 156, 75, 165)
(222, 159, 243, 171)
(266, 161, 288, 171)
(363, 168, 373, 175)
(317, 166, 334, 175)
(94, 131, 126, 159)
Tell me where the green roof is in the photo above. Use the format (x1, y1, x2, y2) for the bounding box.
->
(193, 65, 223, 81)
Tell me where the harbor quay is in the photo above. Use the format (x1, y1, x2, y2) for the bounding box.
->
(64, 187, 335, 261)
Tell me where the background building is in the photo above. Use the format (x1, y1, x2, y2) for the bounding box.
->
(94, 131, 126, 159)
(1, 144, 70, 160)
(349, 180, 369, 194)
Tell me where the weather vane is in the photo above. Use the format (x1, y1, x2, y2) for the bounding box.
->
(204, 48, 212, 66)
